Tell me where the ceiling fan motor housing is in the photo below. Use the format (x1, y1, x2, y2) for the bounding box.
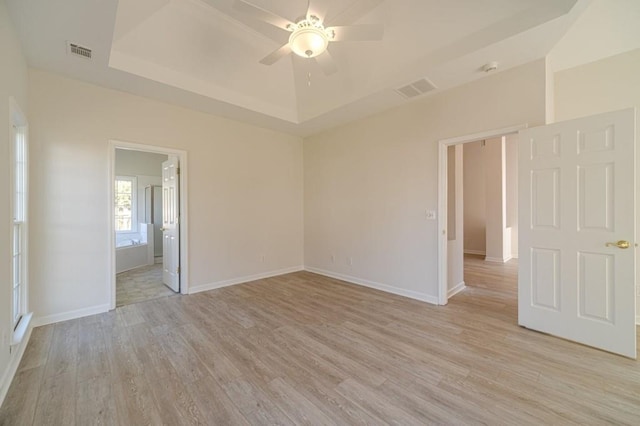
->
(288, 17, 332, 58)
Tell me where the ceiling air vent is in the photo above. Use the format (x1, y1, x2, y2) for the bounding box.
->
(67, 42, 92, 60)
(395, 77, 437, 99)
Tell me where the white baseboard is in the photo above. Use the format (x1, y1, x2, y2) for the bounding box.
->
(511, 253, 519, 259)
(448, 281, 466, 298)
(304, 267, 439, 305)
(32, 303, 111, 327)
(0, 325, 33, 407)
(464, 250, 486, 256)
(189, 266, 304, 294)
(485, 256, 512, 263)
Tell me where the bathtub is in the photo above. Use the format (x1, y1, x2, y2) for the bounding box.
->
(115, 224, 155, 273)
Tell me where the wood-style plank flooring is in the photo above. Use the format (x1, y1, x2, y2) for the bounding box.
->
(116, 263, 176, 307)
(2, 260, 639, 425)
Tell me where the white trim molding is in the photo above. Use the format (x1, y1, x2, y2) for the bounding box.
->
(108, 140, 190, 310)
(464, 249, 486, 256)
(448, 281, 466, 298)
(0, 325, 33, 407)
(485, 256, 512, 263)
(32, 304, 111, 327)
(305, 267, 439, 305)
(190, 266, 304, 294)
(437, 123, 527, 305)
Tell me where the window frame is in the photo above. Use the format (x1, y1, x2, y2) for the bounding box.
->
(114, 175, 138, 234)
(9, 97, 29, 336)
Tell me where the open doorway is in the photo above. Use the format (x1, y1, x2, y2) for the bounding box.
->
(437, 125, 524, 305)
(108, 141, 189, 309)
(459, 136, 519, 298)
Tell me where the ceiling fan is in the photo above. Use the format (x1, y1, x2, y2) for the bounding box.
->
(232, 0, 384, 75)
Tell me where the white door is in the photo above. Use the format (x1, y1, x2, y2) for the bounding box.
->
(519, 108, 636, 358)
(162, 156, 180, 292)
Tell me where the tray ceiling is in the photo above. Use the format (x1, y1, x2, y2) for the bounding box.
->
(7, 0, 587, 135)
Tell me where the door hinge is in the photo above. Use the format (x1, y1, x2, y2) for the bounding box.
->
(177, 266, 180, 274)
(176, 167, 180, 175)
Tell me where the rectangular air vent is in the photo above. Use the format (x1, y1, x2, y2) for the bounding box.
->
(395, 77, 437, 99)
(67, 42, 92, 60)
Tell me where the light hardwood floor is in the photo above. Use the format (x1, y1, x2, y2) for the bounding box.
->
(1, 260, 639, 425)
(116, 263, 176, 308)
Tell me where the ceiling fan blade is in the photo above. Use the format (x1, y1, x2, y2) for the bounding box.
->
(314, 50, 339, 76)
(327, 24, 384, 41)
(325, 0, 384, 26)
(233, 0, 295, 31)
(259, 44, 292, 65)
(306, 0, 329, 23)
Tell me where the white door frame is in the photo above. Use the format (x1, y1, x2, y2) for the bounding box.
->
(437, 124, 526, 305)
(108, 140, 190, 310)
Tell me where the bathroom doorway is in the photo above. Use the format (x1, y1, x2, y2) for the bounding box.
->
(108, 141, 189, 309)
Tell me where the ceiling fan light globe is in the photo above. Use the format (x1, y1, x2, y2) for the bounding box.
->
(289, 28, 328, 58)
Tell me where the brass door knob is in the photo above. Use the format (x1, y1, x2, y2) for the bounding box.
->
(605, 240, 630, 249)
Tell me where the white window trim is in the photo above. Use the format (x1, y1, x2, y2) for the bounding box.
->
(115, 175, 137, 233)
(9, 96, 31, 344)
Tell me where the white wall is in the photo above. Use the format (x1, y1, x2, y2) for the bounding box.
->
(0, 0, 29, 404)
(115, 149, 167, 177)
(28, 69, 304, 322)
(554, 48, 640, 322)
(463, 141, 486, 255)
(555, 48, 640, 122)
(304, 60, 547, 302)
(549, 0, 640, 73)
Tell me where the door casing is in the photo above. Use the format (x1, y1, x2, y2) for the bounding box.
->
(108, 140, 189, 310)
(437, 124, 526, 305)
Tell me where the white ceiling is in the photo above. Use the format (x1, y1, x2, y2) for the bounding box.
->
(5, 0, 601, 136)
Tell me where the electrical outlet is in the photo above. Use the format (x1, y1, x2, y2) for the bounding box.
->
(425, 210, 436, 220)
(331, 254, 335, 263)
(261, 254, 265, 263)
(348, 257, 353, 266)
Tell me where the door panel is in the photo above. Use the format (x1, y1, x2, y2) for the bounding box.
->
(162, 156, 180, 292)
(519, 108, 636, 358)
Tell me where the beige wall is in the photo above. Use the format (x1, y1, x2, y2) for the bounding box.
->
(28, 70, 304, 322)
(447, 146, 456, 240)
(463, 141, 486, 254)
(447, 145, 464, 294)
(555, 48, 640, 122)
(304, 60, 547, 301)
(554, 48, 640, 322)
(505, 134, 519, 259)
(484, 137, 507, 262)
(0, 0, 29, 403)
(464, 137, 518, 260)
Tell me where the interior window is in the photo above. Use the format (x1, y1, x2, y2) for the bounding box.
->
(115, 176, 137, 232)
(11, 99, 28, 331)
